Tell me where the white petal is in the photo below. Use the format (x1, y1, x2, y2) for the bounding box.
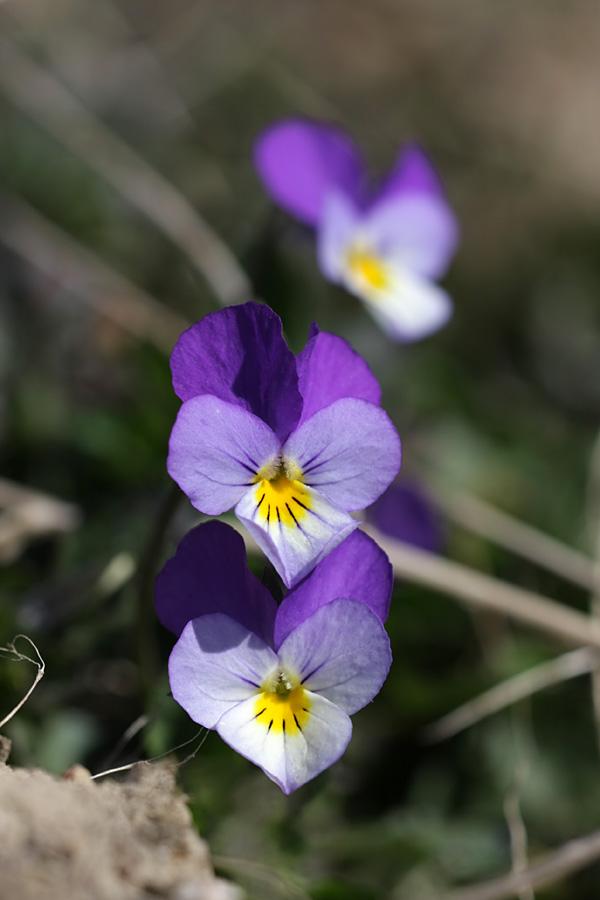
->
(350, 264, 453, 342)
(217, 689, 352, 793)
(169, 615, 278, 729)
(235, 481, 358, 588)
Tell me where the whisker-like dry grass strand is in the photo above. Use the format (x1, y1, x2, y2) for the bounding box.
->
(91, 727, 207, 781)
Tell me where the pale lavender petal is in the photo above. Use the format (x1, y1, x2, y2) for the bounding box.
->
(296, 327, 381, 425)
(235, 482, 358, 589)
(283, 398, 402, 511)
(367, 482, 443, 553)
(216, 690, 352, 794)
(364, 193, 459, 280)
(274, 530, 393, 647)
(169, 614, 278, 729)
(317, 189, 361, 282)
(358, 266, 453, 342)
(155, 521, 277, 644)
(373, 143, 447, 205)
(170, 303, 302, 441)
(168, 395, 280, 515)
(254, 118, 364, 226)
(278, 599, 392, 715)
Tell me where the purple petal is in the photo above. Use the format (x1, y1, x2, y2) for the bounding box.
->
(169, 614, 278, 729)
(170, 303, 302, 441)
(364, 193, 459, 281)
(235, 483, 358, 589)
(254, 118, 364, 226)
(367, 482, 444, 553)
(278, 599, 392, 715)
(216, 689, 352, 794)
(168, 395, 280, 514)
(296, 328, 381, 426)
(283, 398, 402, 511)
(155, 522, 277, 644)
(274, 530, 393, 647)
(372, 143, 448, 206)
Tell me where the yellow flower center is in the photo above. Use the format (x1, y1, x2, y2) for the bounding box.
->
(253, 668, 311, 735)
(347, 246, 389, 291)
(253, 460, 310, 529)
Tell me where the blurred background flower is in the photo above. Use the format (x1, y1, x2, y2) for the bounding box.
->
(255, 122, 458, 340)
(367, 480, 444, 554)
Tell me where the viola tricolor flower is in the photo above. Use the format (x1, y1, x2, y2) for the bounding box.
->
(156, 521, 393, 794)
(168, 302, 401, 588)
(254, 118, 459, 341)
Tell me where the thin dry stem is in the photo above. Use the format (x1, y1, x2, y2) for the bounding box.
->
(425, 647, 599, 742)
(430, 479, 594, 591)
(0, 35, 252, 307)
(431, 827, 600, 900)
(585, 431, 600, 755)
(0, 636, 45, 729)
(362, 525, 600, 651)
(504, 758, 534, 900)
(100, 714, 151, 772)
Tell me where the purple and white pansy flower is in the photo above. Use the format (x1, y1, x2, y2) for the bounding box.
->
(156, 521, 393, 794)
(168, 302, 401, 588)
(254, 118, 459, 342)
